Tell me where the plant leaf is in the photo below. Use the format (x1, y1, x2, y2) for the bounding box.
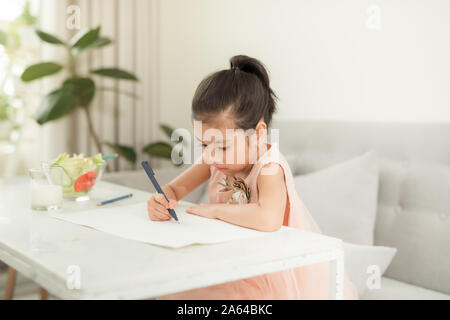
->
(159, 123, 174, 139)
(35, 29, 65, 45)
(90, 68, 138, 81)
(80, 37, 111, 52)
(160, 123, 190, 148)
(104, 142, 137, 164)
(142, 141, 173, 159)
(78, 38, 112, 52)
(63, 77, 96, 106)
(21, 62, 63, 82)
(70, 26, 100, 52)
(35, 87, 80, 124)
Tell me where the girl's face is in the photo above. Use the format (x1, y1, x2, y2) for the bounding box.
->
(193, 115, 267, 175)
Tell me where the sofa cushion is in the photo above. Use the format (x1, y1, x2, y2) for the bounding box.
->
(362, 277, 450, 300)
(343, 242, 397, 297)
(274, 120, 450, 294)
(293, 151, 379, 245)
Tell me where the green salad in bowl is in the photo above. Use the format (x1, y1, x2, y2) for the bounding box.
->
(43, 153, 107, 201)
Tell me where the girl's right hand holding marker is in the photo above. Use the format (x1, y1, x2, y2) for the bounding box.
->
(147, 193, 178, 221)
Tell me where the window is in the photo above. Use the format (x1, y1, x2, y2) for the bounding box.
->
(0, 0, 40, 178)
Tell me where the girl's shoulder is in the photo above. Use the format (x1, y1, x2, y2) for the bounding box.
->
(250, 143, 292, 181)
(257, 143, 288, 168)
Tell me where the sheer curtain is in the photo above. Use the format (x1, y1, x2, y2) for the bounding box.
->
(35, 0, 78, 167)
(6, 0, 78, 177)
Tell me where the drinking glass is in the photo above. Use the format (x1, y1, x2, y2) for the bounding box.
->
(29, 166, 63, 211)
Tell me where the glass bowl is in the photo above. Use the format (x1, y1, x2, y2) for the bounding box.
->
(41, 160, 107, 201)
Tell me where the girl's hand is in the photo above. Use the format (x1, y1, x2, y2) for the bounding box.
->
(147, 193, 178, 221)
(186, 203, 217, 219)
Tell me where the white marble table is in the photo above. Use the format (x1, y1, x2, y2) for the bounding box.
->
(0, 178, 344, 299)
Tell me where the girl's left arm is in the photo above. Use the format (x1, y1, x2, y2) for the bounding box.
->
(186, 163, 287, 232)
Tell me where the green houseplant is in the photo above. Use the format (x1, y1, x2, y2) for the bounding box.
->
(21, 26, 138, 155)
(142, 123, 186, 167)
(21, 26, 187, 168)
(101, 122, 187, 167)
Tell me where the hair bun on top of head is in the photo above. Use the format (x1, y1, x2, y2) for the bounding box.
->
(229, 55, 270, 89)
(192, 54, 277, 130)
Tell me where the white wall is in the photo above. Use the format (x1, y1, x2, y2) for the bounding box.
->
(12, 0, 450, 174)
(159, 0, 450, 130)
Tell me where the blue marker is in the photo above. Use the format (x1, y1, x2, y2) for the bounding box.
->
(141, 161, 179, 223)
(97, 193, 133, 206)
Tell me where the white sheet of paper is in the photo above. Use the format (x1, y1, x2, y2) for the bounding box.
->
(50, 202, 287, 248)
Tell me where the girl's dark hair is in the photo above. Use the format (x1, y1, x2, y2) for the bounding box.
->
(192, 55, 277, 130)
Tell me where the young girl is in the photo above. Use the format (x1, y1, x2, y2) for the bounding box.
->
(147, 55, 358, 300)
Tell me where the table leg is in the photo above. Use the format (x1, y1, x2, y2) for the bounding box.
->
(4, 267, 17, 300)
(328, 249, 344, 300)
(40, 287, 48, 300)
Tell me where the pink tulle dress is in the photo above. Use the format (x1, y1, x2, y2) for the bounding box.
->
(158, 143, 358, 299)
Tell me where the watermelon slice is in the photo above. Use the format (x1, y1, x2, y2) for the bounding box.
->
(74, 171, 99, 192)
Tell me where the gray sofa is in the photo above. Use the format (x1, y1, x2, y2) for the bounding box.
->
(103, 120, 450, 300)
